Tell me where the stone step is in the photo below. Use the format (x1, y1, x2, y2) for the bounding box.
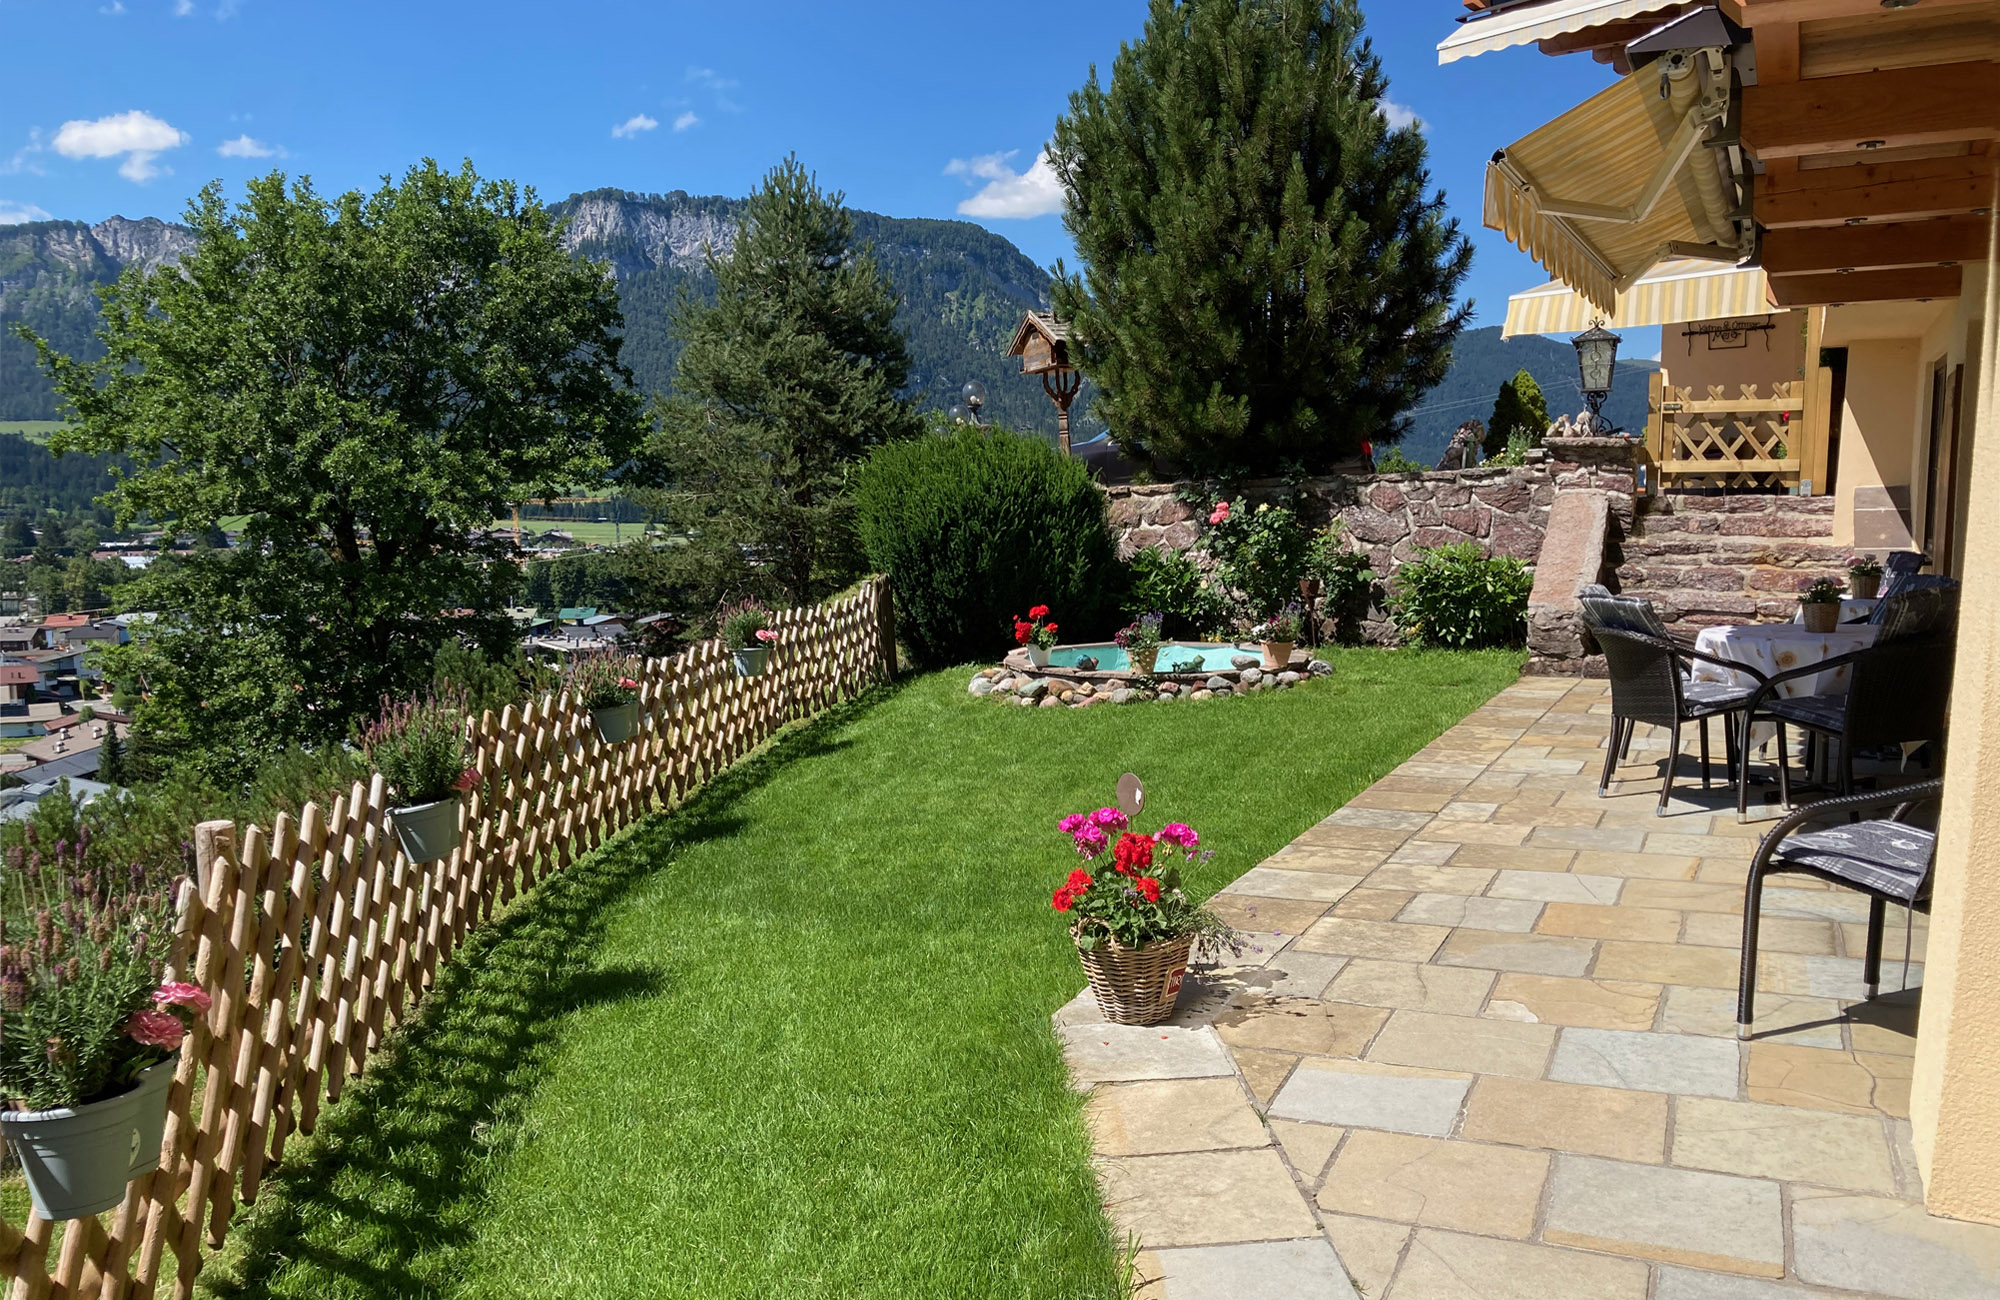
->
(1616, 537, 1848, 565)
(1637, 492, 1835, 518)
(1631, 510, 1833, 541)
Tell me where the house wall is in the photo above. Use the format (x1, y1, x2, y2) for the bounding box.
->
(1658, 310, 1809, 396)
(1912, 212, 2000, 1223)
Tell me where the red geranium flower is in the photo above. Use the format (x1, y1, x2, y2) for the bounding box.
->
(1136, 876, 1162, 903)
(1014, 620, 1034, 645)
(1029, 605, 1050, 619)
(1051, 886, 1077, 913)
(1112, 832, 1155, 877)
(1066, 868, 1093, 892)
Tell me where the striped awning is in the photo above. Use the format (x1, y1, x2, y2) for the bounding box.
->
(1485, 64, 1741, 312)
(1501, 260, 1772, 337)
(1439, 0, 1684, 65)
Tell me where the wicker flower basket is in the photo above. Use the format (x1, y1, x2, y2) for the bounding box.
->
(1074, 929, 1194, 1025)
(1800, 601, 1840, 633)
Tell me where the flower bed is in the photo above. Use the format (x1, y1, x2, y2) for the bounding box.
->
(970, 647, 1331, 708)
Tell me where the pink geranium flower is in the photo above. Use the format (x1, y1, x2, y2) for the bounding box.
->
(1072, 824, 1109, 858)
(1158, 823, 1200, 850)
(125, 1009, 186, 1051)
(1089, 807, 1129, 832)
(153, 982, 212, 1014)
(1057, 813, 1088, 835)
(755, 628, 779, 643)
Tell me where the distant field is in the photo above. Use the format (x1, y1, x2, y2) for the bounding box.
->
(0, 421, 67, 443)
(506, 519, 650, 546)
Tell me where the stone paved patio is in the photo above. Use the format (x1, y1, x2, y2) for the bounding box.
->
(1057, 676, 2000, 1300)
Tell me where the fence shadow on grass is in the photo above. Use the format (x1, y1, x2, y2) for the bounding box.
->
(202, 685, 893, 1300)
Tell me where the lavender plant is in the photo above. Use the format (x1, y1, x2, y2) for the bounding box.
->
(356, 687, 476, 808)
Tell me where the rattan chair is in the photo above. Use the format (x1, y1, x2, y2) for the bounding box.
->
(1737, 586, 1959, 815)
(1737, 779, 1940, 1037)
(1580, 593, 1768, 815)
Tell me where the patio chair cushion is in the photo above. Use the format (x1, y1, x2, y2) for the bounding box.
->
(1579, 592, 1671, 639)
(1681, 677, 1756, 713)
(1770, 818, 1936, 903)
(1765, 693, 1847, 733)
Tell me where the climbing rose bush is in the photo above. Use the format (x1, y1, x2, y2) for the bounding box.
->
(1051, 808, 1238, 953)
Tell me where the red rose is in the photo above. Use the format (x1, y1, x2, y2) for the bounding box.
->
(1051, 886, 1076, 913)
(1066, 868, 1093, 892)
(1030, 605, 1050, 619)
(1136, 877, 1162, 903)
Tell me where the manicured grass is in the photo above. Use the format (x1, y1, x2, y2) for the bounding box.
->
(0, 420, 66, 443)
(207, 648, 1521, 1300)
(502, 519, 653, 546)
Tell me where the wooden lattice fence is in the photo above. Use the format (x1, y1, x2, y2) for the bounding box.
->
(2, 580, 896, 1299)
(1646, 380, 1808, 491)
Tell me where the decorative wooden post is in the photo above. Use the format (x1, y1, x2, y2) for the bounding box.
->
(1007, 311, 1080, 455)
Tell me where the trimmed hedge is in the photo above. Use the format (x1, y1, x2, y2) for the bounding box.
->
(854, 430, 1122, 668)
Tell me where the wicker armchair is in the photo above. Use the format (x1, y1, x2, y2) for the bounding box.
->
(1737, 586, 1959, 815)
(1580, 593, 1770, 815)
(1737, 779, 1941, 1036)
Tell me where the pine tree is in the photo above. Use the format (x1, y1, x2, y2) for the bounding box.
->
(97, 728, 125, 786)
(637, 157, 922, 607)
(1051, 0, 1473, 477)
(1486, 368, 1550, 460)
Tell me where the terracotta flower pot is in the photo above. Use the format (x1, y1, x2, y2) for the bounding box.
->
(1073, 930, 1194, 1026)
(1127, 646, 1159, 675)
(591, 701, 641, 744)
(732, 646, 771, 678)
(390, 795, 461, 864)
(0, 1057, 175, 1221)
(1800, 602, 1840, 634)
(1849, 573, 1881, 600)
(1260, 640, 1295, 670)
(1025, 644, 1052, 668)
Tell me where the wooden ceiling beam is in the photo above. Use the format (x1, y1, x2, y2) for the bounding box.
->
(1767, 265, 1964, 307)
(1755, 155, 1996, 227)
(1760, 218, 1990, 275)
(1744, 63, 2000, 159)
(1740, 0, 1998, 23)
(1754, 19, 1800, 84)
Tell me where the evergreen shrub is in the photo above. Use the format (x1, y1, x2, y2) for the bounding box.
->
(1388, 543, 1533, 649)
(854, 430, 1122, 668)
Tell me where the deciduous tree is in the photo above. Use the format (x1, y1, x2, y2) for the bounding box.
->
(24, 160, 645, 773)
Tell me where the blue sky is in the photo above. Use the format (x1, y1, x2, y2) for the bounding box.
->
(1, 1, 1622, 331)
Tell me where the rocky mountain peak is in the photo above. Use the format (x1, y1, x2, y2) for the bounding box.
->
(553, 191, 741, 280)
(88, 216, 198, 273)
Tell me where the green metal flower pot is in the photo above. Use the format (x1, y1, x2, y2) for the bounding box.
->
(0, 1057, 175, 1220)
(592, 701, 641, 744)
(390, 795, 461, 864)
(732, 646, 771, 678)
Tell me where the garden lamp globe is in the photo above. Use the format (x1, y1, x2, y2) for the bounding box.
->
(961, 379, 987, 425)
(1572, 323, 1621, 425)
(948, 402, 969, 424)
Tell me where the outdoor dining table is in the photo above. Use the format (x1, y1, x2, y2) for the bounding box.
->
(1689, 621, 1880, 749)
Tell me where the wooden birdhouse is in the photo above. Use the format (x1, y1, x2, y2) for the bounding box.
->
(1007, 311, 1081, 456)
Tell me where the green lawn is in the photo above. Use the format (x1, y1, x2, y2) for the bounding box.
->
(206, 648, 1521, 1300)
(0, 420, 66, 443)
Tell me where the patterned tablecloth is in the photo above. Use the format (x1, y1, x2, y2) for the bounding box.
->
(1691, 623, 1880, 748)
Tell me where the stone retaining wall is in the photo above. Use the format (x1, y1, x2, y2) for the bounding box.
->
(1101, 439, 1636, 646)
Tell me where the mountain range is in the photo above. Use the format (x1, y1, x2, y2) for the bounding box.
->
(0, 191, 1658, 472)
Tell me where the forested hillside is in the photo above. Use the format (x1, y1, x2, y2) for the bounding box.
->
(1398, 326, 1659, 466)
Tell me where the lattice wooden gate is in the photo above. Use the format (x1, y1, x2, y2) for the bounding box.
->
(1646, 375, 1809, 492)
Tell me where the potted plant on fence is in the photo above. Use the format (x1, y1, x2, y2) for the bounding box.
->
(1116, 613, 1164, 675)
(1848, 554, 1885, 601)
(567, 652, 644, 743)
(1014, 605, 1060, 668)
(1798, 576, 1845, 633)
(360, 689, 478, 864)
(1, 836, 206, 1220)
(1252, 603, 1305, 669)
(721, 602, 779, 678)
(1051, 805, 1238, 1025)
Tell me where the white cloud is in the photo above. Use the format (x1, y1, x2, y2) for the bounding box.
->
(1380, 99, 1425, 131)
(672, 110, 699, 132)
(100, 2, 127, 14)
(3, 129, 45, 176)
(53, 110, 189, 182)
(172, 0, 193, 14)
(611, 114, 659, 140)
(217, 134, 282, 158)
(0, 200, 53, 225)
(685, 67, 741, 112)
(945, 148, 1065, 220)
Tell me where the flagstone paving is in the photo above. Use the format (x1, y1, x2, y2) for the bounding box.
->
(1059, 676, 2000, 1300)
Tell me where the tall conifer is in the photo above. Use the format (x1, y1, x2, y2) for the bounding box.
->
(641, 157, 921, 607)
(1051, 0, 1473, 476)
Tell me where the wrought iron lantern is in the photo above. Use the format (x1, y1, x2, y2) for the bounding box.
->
(1572, 323, 1622, 426)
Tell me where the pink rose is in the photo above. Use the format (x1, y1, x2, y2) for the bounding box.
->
(1208, 501, 1231, 526)
(153, 982, 212, 1015)
(125, 1008, 186, 1051)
